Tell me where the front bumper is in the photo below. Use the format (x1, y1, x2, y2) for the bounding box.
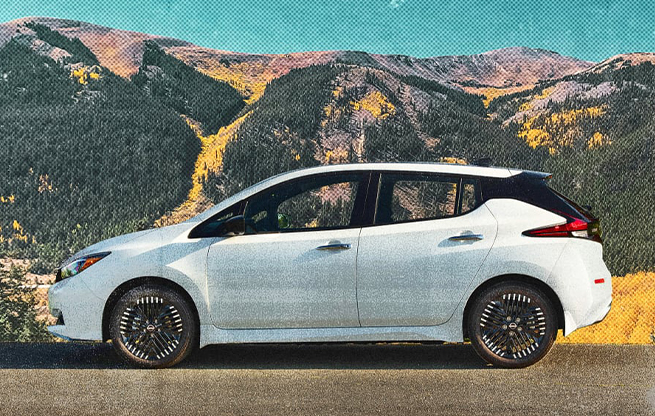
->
(47, 275, 104, 341)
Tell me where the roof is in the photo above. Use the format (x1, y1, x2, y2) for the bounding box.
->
(279, 162, 520, 179)
(191, 162, 547, 223)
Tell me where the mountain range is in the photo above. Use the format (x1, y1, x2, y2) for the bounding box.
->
(0, 16, 654, 276)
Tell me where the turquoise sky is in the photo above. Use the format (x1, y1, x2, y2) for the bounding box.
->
(2, 0, 654, 61)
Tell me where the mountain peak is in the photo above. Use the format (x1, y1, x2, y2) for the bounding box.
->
(481, 46, 572, 58)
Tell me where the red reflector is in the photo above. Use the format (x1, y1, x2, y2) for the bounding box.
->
(594, 278, 605, 284)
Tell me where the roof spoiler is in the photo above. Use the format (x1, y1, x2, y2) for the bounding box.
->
(520, 170, 553, 180)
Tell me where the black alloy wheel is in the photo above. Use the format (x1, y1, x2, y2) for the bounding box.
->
(468, 282, 558, 368)
(109, 284, 197, 368)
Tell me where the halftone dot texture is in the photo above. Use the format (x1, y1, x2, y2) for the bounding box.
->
(0, 2, 653, 344)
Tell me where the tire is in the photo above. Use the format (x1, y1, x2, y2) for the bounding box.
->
(467, 282, 558, 368)
(109, 284, 197, 369)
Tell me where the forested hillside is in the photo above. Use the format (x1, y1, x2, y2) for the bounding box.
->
(0, 17, 653, 277)
(489, 61, 655, 274)
(0, 25, 201, 267)
(132, 41, 245, 134)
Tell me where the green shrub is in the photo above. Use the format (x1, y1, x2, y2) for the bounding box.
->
(0, 267, 53, 342)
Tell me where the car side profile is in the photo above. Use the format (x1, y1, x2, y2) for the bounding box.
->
(48, 163, 612, 368)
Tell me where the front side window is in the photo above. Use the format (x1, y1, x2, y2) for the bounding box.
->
(375, 173, 479, 225)
(243, 173, 366, 233)
(189, 201, 244, 238)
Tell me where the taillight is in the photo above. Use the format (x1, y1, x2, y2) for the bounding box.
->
(523, 215, 602, 243)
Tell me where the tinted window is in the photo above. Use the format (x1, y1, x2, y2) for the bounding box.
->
(244, 173, 365, 233)
(188, 201, 243, 238)
(376, 174, 461, 224)
(460, 180, 478, 214)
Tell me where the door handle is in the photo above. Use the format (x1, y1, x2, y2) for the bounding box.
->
(448, 234, 484, 242)
(316, 241, 352, 250)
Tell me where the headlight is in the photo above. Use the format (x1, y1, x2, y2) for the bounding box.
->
(56, 252, 111, 282)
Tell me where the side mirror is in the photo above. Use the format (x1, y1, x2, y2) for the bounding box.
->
(220, 215, 246, 237)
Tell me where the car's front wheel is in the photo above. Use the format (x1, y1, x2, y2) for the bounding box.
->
(467, 282, 558, 368)
(109, 284, 197, 368)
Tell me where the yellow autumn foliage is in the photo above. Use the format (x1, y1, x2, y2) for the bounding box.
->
(559, 272, 655, 344)
(476, 85, 533, 108)
(518, 101, 533, 112)
(171, 56, 268, 105)
(185, 111, 252, 203)
(0, 195, 15, 204)
(439, 156, 467, 165)
(536, 87, 555, 100)
(8, 220, 29, 244)
(518, 106, 607, 153)
(518, 87, 555, 112)
(38, 174, 54, 193)
(155, 111, 253, 227)
(587, 131, 609, 149)
(350, 91, 396, 119)
(71, 66, 102, 85)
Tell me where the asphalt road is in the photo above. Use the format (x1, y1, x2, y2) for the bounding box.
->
(0, 342, 653, 415)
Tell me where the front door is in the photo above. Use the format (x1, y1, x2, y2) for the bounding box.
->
(207, 172, 369, 329)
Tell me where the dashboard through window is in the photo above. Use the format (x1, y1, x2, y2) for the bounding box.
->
(375, 173, 479, 225)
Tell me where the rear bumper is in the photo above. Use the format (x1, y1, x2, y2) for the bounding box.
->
(564, 298, 612, 336)
(547, 239, 613, 336)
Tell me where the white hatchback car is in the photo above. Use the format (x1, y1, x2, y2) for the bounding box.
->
(48, 163, 612, 368)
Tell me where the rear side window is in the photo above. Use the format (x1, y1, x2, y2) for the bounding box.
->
(375, 173, 479, 225)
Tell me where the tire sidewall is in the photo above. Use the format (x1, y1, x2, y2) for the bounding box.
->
(468, 282, 558, 368)
(109, 285, 197, 369)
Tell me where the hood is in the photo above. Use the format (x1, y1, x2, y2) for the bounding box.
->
(59, 223, 193, 266)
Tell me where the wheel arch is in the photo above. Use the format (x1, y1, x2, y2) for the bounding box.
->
(462, 274, 565, 339)
(102, 276, 201, 342)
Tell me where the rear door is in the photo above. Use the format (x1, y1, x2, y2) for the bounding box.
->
(356, 172, 497, 326)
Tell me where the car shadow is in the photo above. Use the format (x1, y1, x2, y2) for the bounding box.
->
(0, 342, 493, 370)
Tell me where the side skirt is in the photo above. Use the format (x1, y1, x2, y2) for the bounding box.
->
(199, 320, 464, 348)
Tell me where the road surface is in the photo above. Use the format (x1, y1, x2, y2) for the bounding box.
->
(0, 342, 653, 415)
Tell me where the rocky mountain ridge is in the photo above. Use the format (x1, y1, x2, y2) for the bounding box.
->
(1, 17, 593, 102)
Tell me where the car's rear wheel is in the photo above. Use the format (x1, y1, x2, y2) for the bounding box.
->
(467, 282, 558, 368)
(109, 284, 197, 369)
